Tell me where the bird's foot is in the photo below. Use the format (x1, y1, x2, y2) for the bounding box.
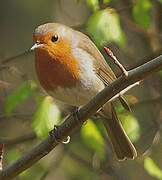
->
(49, 125, 70, 144)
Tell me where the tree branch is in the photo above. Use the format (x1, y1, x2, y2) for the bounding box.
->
(0, 144, 4, 171)
(0, 55, 162, 180)
(0, 133, 36, 148)
(0, 50, 31, 65)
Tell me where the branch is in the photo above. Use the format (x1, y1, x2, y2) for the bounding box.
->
(0, 133, 36, 148)
(0, 50, 31, 65)
(104, 47, 128, 76)
(0, 55, 162, 180)
(0, 144, 4, 171)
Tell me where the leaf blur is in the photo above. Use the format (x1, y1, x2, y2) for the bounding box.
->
(32, 96, 61, 138)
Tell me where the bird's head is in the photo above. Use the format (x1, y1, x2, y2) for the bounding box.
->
(31, 23, 79, 55)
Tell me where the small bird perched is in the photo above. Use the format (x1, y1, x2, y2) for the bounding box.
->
(31, 22, 137, 160)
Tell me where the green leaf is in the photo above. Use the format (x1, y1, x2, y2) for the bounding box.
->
(103, 0, 111, 4)
(32, 96, 61, 139)
(86, 0, 99, 11)
(86, 8, 126, 47)
(6, 149, 21, 163)
(81, 120, 105, 160)
(144, 157, 162, 180)
(119, 113, 140, 142)
(133, 0, 152, 29)
(4, 80, 37, 116)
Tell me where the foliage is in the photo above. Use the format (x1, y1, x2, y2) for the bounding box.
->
(81, 120, 105, 160)
(86, 0, 100, 11)
(86, 0, 111, 11)
(32, 96, 61, 138)
(4, 80, 37, 116)
(86, 8, 126, 47)
(133, 0, 152, 29)
(6, 149, 21, 163)
(116, 101, 140, 142)
(144, 157, 162, 180)
(119, 112, 140, 142)
(103, 0, 111, 4)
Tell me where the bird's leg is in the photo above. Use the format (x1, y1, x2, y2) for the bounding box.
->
(72, 107, 89, 126)
(71, 107, 81, 124)
(49, 107, 80, 143)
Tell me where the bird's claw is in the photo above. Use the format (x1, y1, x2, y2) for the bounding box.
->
(49, 125, 70, 144)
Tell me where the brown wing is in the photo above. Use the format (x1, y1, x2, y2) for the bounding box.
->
(77, 32, 116, 85)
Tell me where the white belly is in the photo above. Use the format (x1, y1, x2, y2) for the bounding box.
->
(48, 77, 104, 107)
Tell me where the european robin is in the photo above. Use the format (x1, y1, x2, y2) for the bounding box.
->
(31, 23, 137, 160)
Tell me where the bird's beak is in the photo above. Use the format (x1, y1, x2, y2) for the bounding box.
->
(30, 43, 44, 51)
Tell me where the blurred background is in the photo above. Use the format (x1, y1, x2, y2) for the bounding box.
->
(0, 0, 162, 179)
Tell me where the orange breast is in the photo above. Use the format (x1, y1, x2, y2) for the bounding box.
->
(35, 40, 80, 91)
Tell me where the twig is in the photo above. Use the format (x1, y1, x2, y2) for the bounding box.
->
(0, 144, 4, 171)
(0, 113, 32, 121)
(109, 81, 140, 102)
(104, 47, 128, 76)
(0, 133, 36, 148)
(0, 55, 162, 180)
(0, 50, 31, 65)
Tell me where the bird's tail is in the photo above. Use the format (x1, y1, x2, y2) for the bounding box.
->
(100, 103, 137, 160)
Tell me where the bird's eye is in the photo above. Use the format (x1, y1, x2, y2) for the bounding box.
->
(51, 35, 59, 42)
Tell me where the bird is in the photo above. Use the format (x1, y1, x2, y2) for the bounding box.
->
(31, 22, 137, 160)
